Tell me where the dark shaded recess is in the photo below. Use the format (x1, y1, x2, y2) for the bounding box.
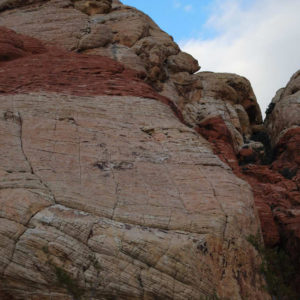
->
(0, 55, 10, 61)
(291, 87, 300, 95)
(0, 290, 16, 300)
(238, 152, 257, 166)
(250, 131, 274, 164)
(226, 79, 248, 96)
(247, 233, 298, 300)
(265, 102, 276, 115)
(246, 106, 258, 124)
(279, 167, 297, 180)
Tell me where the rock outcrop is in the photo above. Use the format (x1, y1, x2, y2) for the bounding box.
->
(265, 70, 300, 185)
(181, 72, 262, 153)
(199, 68, 300, 295)
(1, 0, 299, 298)
(264, 70, 300, 250)
(0, 0, 263, 155)
(263, 70, 300, 291)
(0, 10, 269, 300)
(265, 70, 300, 146)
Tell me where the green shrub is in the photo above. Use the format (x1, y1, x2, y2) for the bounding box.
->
(279, 167, 297, 180)
(54, 265, 84, 300)
(42, 245, 49, 254)
(265, 103, 276, 115)
(200, 293, 221, 300)
(250, 131, 274, 164)
(247, 233, 297, 299)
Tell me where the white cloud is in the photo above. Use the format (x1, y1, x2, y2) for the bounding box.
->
(180, 0, 300, 116)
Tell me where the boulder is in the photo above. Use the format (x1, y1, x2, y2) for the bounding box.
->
(78, 24, 113, 51)
(167, 51, 200, 74)
(73, 0, 112, 15)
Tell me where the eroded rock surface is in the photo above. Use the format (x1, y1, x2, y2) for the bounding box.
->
(0, 24, 270, 300)
(3, 0, 298, 297)
(264, 70, 300, 291)
(182, 72, 262, 152)
(73, 0, 113, 16)
(0, 26, 46, 61)
(200, 69, 300, 295)
(0, 0, 263, 155)
(265, 70, 300, 147)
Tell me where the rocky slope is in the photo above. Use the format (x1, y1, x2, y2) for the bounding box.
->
(0, 11, 269, 300)
(0, 0, 263, 154)
(0, 0, 298, 299)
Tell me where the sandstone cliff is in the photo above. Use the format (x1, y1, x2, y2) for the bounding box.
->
(0, 0, 263, 155)
(0, 0, 298, 299)
(264, 70, 300, 292)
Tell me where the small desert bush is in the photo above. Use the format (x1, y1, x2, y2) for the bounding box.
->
(247, 233, 297, 299)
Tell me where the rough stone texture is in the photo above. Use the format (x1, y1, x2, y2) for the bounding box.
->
(0, 0, 89, 51)
(167, 52, 200, 74)
(181, 72, 262, 152)
(0, 26, 46, 61)
(0, 0, 298, 297)
(197, 114, 299, 248)
(265, 70, 300, 146)
(0, 0, 262, 153)
(195, 72, 261, 124)
(265, 71, 300, 190)
(73, 0, 112, 16)
(84, 44, 147, 74)
(197, 70, 300, 294)
(264, 70, 300, 292)
(0, 27, 270, 299)
(78, 24, 113, 51)
(0, 29, 166, 102)
(0, 0, 47, 12)
(272, 128, 300, 185)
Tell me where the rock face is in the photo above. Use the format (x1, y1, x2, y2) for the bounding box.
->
(182, 72, 262, 152)
(0, 0, 263, 155)
(0, 5, 271, 300)
(264, 70, 300, 291)
(0, 26, 46, 60)
(198, 70, 300, 294)
(265, 70, 300, 147)
(199, 68, 300, 295)
(73, 0, 113, 16)
(2, 0, 299, 298)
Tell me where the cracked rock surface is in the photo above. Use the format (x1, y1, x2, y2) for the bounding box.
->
(0, 91, 268, 299)
(0, 27, 270, 299)
(0, 0, 263, 154)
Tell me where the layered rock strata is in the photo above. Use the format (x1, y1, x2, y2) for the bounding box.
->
(1, 0, 298, 297)
(0, 21, 269, 300)
(264, 70, 300, 290)
(198, 69, 300, 294)
(0, 0, 263, 155)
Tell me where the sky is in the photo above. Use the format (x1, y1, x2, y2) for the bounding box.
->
(124, 0, 300, 116)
